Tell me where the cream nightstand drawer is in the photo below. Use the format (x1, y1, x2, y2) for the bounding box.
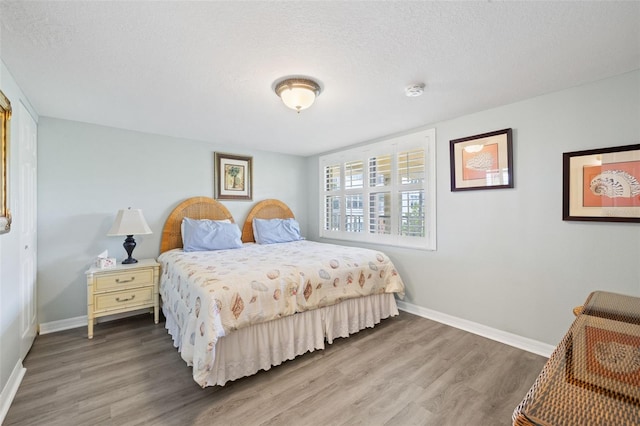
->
(94, 286, 153, 312)
(86, 258, 160, 339)
(95, 269, 153, 292)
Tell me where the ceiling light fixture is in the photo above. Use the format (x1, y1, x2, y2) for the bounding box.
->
(274, 77, 322, 113)
(405, 83, 425, 97)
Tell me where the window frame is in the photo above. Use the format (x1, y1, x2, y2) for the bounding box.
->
(319, 128, 436, 250)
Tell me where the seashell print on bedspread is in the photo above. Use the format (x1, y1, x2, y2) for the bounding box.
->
(157, 240, 404, 386)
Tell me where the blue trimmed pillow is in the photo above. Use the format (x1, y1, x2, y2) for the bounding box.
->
(182, 218, 242, 252)
(181, 218, 230, 246)
(253, 218, 302, 244)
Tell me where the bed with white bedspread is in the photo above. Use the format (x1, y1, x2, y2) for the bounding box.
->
(157, 197, 404, 387)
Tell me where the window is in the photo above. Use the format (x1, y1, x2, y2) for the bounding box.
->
(319, 128, 436, 250)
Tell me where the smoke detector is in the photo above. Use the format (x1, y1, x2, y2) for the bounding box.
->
(405, 83, 425, 97)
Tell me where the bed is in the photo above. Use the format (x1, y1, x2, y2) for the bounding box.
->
(157, 197, 405, 387)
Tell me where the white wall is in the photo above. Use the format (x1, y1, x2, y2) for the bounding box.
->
(307, 70, 640, 346)
(0, 61, 38, 415)
(37, 119, 308, 324)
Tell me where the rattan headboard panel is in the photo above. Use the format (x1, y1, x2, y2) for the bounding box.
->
(241, 199, 295, 243)
(160, 197, 235, 253)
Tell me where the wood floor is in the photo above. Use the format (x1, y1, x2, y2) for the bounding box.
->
(5, 311, 547, 426)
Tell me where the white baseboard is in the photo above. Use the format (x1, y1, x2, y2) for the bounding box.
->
(396, 300, 554, 358)
(38, 303, 552, 357)
(39, 309, 153, 335)
(0, 359, 26, 424)
(38, 315, 86, 335)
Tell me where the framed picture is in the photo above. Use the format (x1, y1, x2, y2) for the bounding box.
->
(566, 314, 640, 405)
(563, 144, 640, 222)
(450, 128, 513, 191)
(214, 153, 253, 201)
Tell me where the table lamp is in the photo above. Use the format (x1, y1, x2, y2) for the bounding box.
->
(107, 208, 152, 264)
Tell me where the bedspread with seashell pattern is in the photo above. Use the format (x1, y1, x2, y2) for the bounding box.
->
(158, 240, 404, 386)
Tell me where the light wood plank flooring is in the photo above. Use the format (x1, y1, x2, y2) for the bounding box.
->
(5, 311, 547, 426)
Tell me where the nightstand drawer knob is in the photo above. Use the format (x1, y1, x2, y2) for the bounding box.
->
(115, 277, 135, 284)
(115, 295, 136, 302)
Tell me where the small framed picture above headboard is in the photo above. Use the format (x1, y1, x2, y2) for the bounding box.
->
(214, 152, 253, 201)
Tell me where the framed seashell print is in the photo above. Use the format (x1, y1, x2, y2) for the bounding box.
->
(449, 128, 513, 191)
(563, 144, 640, 222)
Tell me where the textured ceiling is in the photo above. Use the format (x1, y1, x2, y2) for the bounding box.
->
(1, 1, 639, 156)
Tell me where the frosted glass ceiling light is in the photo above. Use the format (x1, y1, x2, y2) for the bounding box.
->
(274, 78, 321, 113)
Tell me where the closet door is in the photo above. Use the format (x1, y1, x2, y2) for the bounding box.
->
(18, 101, 37, 359)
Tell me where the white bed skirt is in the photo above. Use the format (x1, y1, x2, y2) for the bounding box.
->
(163, 293, 399, 386)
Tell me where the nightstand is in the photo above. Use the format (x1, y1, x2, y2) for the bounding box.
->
(85, 258, 160, 339)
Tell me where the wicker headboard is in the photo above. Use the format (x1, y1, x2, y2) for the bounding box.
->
(160, 197, 235, 253)
(241, 199, 295, 243)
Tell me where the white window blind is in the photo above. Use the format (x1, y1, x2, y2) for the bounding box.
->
(319, 128, 436, 250)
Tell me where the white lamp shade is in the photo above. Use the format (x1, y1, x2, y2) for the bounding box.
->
(274, 78, 321, 112)
(107, 208, 152, 236)
(280, 87, 317, 112)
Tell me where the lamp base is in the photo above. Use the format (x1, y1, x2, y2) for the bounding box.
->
(122, 235, 138, 264)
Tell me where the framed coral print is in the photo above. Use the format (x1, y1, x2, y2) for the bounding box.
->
(450, 128, 513, 191)
(563, 144, 640, 222)
(0, 90, 11, 234)
(214, 152, 253, 200)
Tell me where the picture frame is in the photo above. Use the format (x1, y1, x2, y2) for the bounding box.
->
(214, 152, 253, 201)
(566, 314, 640, 405)
(0, 90, 12, 234)
(563, 144, 640, 222)
(449, 128, 513, 191)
